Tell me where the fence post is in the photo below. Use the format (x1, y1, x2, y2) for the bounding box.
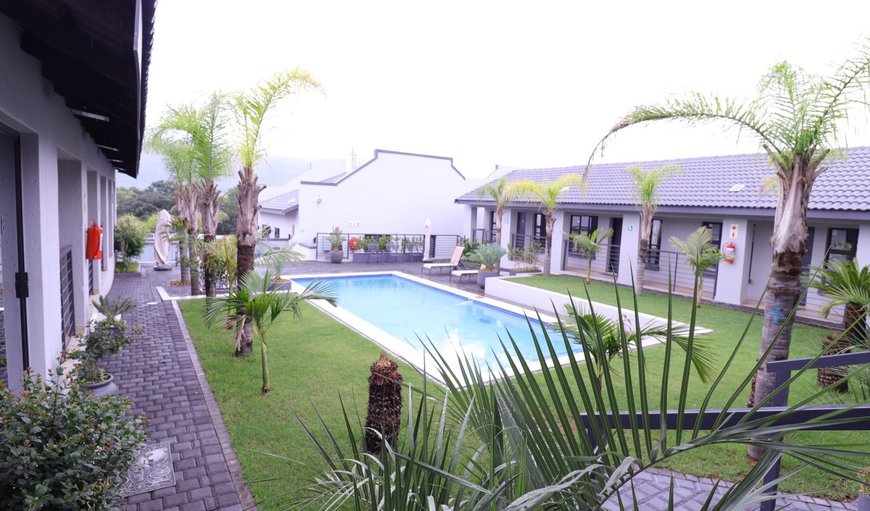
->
(759, 363, 794, 511)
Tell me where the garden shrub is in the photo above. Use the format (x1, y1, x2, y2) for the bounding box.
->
(0, 367, 146, 510)
(114, 213, 146, 271)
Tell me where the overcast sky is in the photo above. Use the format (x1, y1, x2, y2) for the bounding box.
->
(145, 0, 870, 179)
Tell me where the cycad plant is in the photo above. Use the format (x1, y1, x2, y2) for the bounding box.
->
(669, 227, 722, 308)
(625, 165, 682, 295)
(232, 69, 320, 356)
(505, 174, 585, 275)
(568, 226, 613, 284)
(811, 259, 870, 345)
(296, 255, 869, 510)
(588, 39, 870, 440)
(204, 270, 335, 393)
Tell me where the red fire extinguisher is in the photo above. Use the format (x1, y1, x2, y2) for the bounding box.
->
(723, 242, 736, 263)
(86, 220, 103, 260)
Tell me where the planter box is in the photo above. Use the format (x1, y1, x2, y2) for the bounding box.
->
(353, 253, 373, 263)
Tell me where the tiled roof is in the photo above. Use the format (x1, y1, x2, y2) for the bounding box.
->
(260, 190, 298, 214)
(456, 147, 870, 212)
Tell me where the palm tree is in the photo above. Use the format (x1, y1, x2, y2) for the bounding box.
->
(588, 43, 870, 432)
(568, 226, 613, 284)
(149, 110, 200, 290)
(478, 176, 524, 270)
(810, 259, 870, 344)
(193, 93, 233, 297)
(625, 165, 681, 295)
(231, 69, 320, 357)
(204, 270, 335, 393)
(669, 227, 723, 308)
(506, 174, 584, 275)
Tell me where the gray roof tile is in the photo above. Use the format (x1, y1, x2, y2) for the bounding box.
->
(456, 147, 870, 212)
(260, 190, 299, 214)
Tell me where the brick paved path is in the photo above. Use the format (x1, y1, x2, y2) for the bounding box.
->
(106, 270, 251, 511)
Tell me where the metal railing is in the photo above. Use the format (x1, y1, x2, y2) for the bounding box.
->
(59, 247, 75, 349)
(509, 233, 547, 252)
(641, 247, 718, 300)
(315, 232, 463, 262)
(471, 228, 496, 244)
(562, 239, 621, 277)
(579, 350, 870, 511)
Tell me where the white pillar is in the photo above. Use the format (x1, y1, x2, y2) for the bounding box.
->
(714, 218, 752, 305)
(100, 176, 108, 271)
(86, 170, 101, 294)
(57, 159, 88, 334)
(498, 208, 512, 268)
(617, 212, 641, 286)
(856, 223, 870, 268)
(550, 211, 567, 275)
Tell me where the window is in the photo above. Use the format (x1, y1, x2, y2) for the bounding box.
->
(826, 228, 858, 264)
(646, 219, 663, 269)
(533, 213, 547, 247)
(701, 222, 722, 248)
(568, 215, 598, 254)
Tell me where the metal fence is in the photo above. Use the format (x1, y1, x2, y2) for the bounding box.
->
(471, 228, 495, 244)
(641, 247, 717, 300)
(59, 247, 75, 349)
(315, 232, 463, 262)
(562, 239, 621, 277)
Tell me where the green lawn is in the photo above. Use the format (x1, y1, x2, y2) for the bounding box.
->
(179, 299, 433, 510)
(505, 275, 867, 498)
(179, 277, 865, 508)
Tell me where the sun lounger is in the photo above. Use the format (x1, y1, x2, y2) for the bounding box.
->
(449, 265, 482, 282)
(421, 246, 464, 274)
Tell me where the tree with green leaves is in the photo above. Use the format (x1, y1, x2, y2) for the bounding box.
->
(478, 176, 523, 269)
(669, 227, 722, 309)
(589, 41, 870, 443)
(568, 226, 613, 284)
(231, 69, 320, 356)
(204, 270, 335, 393)
(506, 174, 584, 275)
(625, 165, 681, 295)
(148, 111, 199, 290)
(811, 259, 870, 345)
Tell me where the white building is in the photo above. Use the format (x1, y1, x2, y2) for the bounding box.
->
(259, 149, 469, 259)
(456, 148, 870, 323)
(0, 2, 154, 391)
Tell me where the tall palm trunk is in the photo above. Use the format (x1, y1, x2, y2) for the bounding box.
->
(494, 208, 503, 272)
(199, 181, 221, 297)
(182, 183, 201, 296)
(236, 166, 263, 357)
(188, 228, 201, 295)
(749, 155, 812, 460)
(635, 207, 653, 296)
(260, 336, 271, 393)
(178, 228, 190, 284)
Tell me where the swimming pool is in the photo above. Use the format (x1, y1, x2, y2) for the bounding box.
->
(292, 272, 575, 377)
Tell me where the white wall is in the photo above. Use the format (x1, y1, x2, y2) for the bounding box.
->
(259, 210, 298, 240)
(296, 151, 468, 240)
(0, 14, 118, 387)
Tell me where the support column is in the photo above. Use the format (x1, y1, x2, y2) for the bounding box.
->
(857, 223, 870, 268)
(466, 206, 478, 240)
(498, 208, 512, 268)
(86, 170, 100, 294)
(57, 159, 88, 334)
(19, 133, 62, 377)
(100, 176, 108, 271)
(550, 211, 567, 275)
(715, 218, 752, 305)
(617, 212, 641, 287)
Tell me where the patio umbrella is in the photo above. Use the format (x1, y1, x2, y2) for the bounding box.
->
(154, 209, 173, 270)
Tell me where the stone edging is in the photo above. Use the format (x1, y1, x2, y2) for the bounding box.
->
(169, 299, 258, 511)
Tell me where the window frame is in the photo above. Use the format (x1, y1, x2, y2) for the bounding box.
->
(646, 219, 663, 270)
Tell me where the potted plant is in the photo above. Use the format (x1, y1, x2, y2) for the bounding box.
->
(0, 365, 146, 510)
(507, 240, 543, 275)
(328, 226, 344, 264)
(92, 295, 134, 326)
(467, 243, 507, 289)
(71, 319, 138, 396)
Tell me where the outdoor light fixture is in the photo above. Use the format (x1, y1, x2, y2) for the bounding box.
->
(97, 144, 120, 152)
(71, 109, 110, 122)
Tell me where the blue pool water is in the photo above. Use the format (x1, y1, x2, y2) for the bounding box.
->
(293, 274, 574, 370)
